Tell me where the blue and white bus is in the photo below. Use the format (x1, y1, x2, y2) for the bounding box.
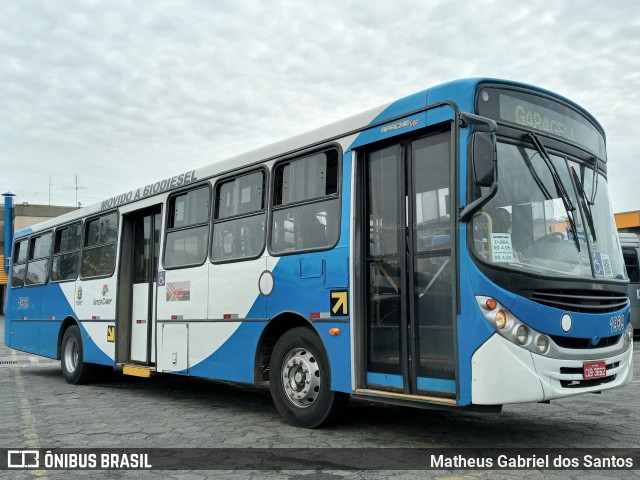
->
(5, 78, 633, 428)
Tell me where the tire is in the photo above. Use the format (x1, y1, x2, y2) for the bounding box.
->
(269, 327, 349, 428)
(60, 325, 113, 384)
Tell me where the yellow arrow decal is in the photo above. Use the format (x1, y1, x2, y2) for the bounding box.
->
(330, 290, 348, 316)
(107, 325, 115, 343)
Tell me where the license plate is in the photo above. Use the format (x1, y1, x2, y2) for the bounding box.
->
(583, 361, 607, 380)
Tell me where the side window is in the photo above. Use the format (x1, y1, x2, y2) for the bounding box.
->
(271, 150, 340, 253)
(212, 170, 266, 262)
(10, 239, 28, 288)
(81, 212, 118, 278)
(25, 232, 53, 285)
(164, 185, 210, 268)
(51, 223, 82, 282)
(623, 248, 640, 284)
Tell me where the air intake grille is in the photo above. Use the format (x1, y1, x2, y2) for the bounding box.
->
(530, 290, 628, 314)
(551, 335, 621, 350)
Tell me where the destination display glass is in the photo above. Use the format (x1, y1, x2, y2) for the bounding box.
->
(477, 87, 606, 159)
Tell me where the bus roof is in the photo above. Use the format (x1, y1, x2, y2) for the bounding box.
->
(13, 77, 604, 239)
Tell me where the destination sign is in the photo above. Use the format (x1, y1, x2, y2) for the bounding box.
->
(477, 87, 606, 159)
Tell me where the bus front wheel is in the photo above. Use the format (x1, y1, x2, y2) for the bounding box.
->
(61, 325, 112, 384)
(269, 327, 348, 428)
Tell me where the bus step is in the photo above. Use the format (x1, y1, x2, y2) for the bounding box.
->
(122, 364, 154, 378)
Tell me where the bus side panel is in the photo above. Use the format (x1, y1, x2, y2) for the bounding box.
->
(456, 253, 508, 406)
(40, 321, 62, 358)
(180, 260, 270, 380)
(187, 321, 265, 383)
(8, 282, 77, 358)
(78, 322, 116, 366)
(42, 282, 78, 358)
(23, 286, 43, 320)
(317, 324, 351, 393)
(156, 265, 208, 322)
(10, 322, 41, 355)
(266, 250, 352, 393)
(72, 277, 117, 365)
(207, 259, 267, 322)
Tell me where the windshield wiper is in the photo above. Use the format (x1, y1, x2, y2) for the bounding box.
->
(570, 165, 597, 242)
(589, 156, 599, 205)
(517, 145, 553, 201)
(528, 133, 581, 252)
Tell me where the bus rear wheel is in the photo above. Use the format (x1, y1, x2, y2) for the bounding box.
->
(269, 327, 348, 428)
(61, 325, 112, 384)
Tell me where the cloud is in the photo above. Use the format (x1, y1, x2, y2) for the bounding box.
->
(0, 0, 639, 211)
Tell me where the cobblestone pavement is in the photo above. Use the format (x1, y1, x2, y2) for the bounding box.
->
(1, 315, 639, 480)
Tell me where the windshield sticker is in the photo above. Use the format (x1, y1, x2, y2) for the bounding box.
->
(600, 253, 613, 277)
(592, 251, 613, 277)
(491, 233, 515, 263)
(566, 226, 587, 244)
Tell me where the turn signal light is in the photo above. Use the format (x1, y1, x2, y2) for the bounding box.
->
(485, 298, 498, 311)
(329, 328, 341, 336)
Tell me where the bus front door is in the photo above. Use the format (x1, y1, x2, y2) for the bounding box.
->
(129, 207, 162, 364)
(362, 129, 457, 399)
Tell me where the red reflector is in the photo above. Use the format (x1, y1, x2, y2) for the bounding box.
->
(310, 312, 321, 319)
(92, 316, 97, 320)
(223, 314, 232, 319)
(136, 319, 142, 324)
(171, 315, 178, 320)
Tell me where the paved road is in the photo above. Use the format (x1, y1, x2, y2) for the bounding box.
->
(1, 315, 639, 479)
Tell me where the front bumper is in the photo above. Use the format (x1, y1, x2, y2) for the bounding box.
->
(471, 333, 633, 405)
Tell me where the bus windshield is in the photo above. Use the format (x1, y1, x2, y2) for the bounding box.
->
(470, 141, 626, 280)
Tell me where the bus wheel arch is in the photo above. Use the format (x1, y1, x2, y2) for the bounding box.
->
(58, 320, 112, 384)
(57, 317, 80, 360)
(255, 312, 316, 383)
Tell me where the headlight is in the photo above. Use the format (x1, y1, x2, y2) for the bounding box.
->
(476, 296, 550, 356)
(495, 310, 508, 329)
(516, 325, 529, 345)
(536, 335, 550, 354)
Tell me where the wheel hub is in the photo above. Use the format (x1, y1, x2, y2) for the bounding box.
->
(281, 348, 321, 408)
(64, 337, 79, 372)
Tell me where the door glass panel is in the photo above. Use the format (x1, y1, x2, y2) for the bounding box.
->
(413, 135, 451, 252)
(368, 146, 401, 257)
(153, 213, 161, 279)
(368, 260, 402, 375)
(414, 256, 455, 380)
(366, 145, 403, 379)
(133, 216, 152, 284)
(412, 132, 455, 390)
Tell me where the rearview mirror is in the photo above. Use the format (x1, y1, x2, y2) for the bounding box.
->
(471, 132, 497, 187)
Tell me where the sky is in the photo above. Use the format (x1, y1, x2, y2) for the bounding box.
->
(1, 0, 639, 212)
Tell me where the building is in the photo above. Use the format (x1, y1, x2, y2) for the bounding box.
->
(0, 202, 78, 314)
(615, 211, 640, 237)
